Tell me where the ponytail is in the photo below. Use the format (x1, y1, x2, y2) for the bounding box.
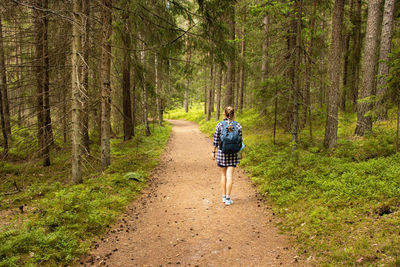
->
(224, 106, 235, 132)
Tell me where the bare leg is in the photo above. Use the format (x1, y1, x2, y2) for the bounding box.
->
(226, 167, 234, 196)
(220, 167, 227, 196)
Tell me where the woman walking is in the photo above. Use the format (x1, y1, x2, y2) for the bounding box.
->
(212, 106, 243, 205)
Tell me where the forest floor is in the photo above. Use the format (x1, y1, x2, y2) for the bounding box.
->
(79, 120, 303, 267)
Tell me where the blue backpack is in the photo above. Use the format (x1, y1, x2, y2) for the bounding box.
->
(220, 120, 242, 154)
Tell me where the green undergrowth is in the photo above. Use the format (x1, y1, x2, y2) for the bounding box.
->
(167, 105, 400, 266)
(0, 123, 171, 266)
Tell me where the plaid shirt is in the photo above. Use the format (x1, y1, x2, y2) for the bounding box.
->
(213, 119, 243, 167)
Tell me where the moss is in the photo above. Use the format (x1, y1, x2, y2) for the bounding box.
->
(0, 123, 172, 266)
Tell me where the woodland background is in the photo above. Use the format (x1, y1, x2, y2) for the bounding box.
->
(0, 0, 399, 266)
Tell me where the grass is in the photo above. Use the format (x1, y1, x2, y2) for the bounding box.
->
(167, 104, 400, 266)
(0, 123, 172, 266)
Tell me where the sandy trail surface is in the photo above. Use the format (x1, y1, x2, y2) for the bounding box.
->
(80, 120, 302, 267)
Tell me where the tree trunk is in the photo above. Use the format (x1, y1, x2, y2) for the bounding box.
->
(354, 0, 383, 136)
(303, 0, 316, 141)
(131, 71, 136, 136)
(204, 64, 207, 114)
(0, 15, 10, 138)
(0, 15, 9, 154)
(216, 66, 222, 121)
(376, 0, 395, 121)
(273, 86, 278, 145)
(260, 15, 269, 113)
(340, 0, 353, 112)
(319, 9, 327, 109)
(71, 0, 83, 184)
(397, 96, 400, 152)
(234, 60, 239, 111)
(340, 33, 350, 111)
(261, 15, 269, 84)
(81, 0, 90, 152)
(206, 63, 213, 121)
(210, 62, 215, 113)
(291, 0, 302, 161)
(0, 89, 7, 155)
(155, 55, 163, 126)
(323, 0, 345, 148)
(62, 74, 67, 144)
(122, 13, 133, 140)
(349, 0, 362, 112)
(100, 0, 112, 167)
(184, 21, 191, 113)
(131, 42, 138, 137)
(42, 0, 53, 148)
(140, 36, 150, 136)
(33, 0, 50, 166)
(225, 6, 235, 107)
(184, 80, 190, 113)
(239, 11, 246, 115)
(286, 11, 296, 133)
(14, 19, 22, 128)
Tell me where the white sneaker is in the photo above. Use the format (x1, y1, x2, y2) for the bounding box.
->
(225, 197, 233, 205)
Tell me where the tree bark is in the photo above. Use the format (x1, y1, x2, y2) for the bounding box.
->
(210, 62, 215, 113)
(261, 15, 269, 84)
(33, 0, 50, 166)
(340, 0, 353, 112)
(206, 63, 213, 121)
(131, 41, 138, 137)
(100, 0, 112, 167)
(184, 80, 190, 112)
(397, 96, 400, 152)
(323, 0, 345, 148)
(42, 0, 53, 148)
(0, 88, 7, 155)
(239, 11, 246, 115)
(62, 72, 67, 144)
(81, 0, 90, 152)
(349, 0, 362, 112)
(155, 55, 163, 126)
(225, 6, 235, 107)
(260, 14, 269, 114)
(354, 0, 383, 136)
(273, 86, 278, 145)
(234, 60, 239, 111)
(122, 12, 133, 140)
(376, 0, 395, 121)
(291, 0, 302, 161)
(184, 20, 191, 113)
(204, 64, 207, 114)
(71, 0, 83, 184)
(140, 36, 150, 136)
(302, 0, 316, 141)
(319, 9, 327, 109)
(14, 19, 22, 128)
(0, 15, 10, 138)
(0, 15, 9, 154)
(340, 33, 350, 111)
(286, 12, 296, 133)
(131, 70, 136, 136)
(216, 66, 222, 121)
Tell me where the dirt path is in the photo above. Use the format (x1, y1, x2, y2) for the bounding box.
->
(80, 120, 302, 267)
